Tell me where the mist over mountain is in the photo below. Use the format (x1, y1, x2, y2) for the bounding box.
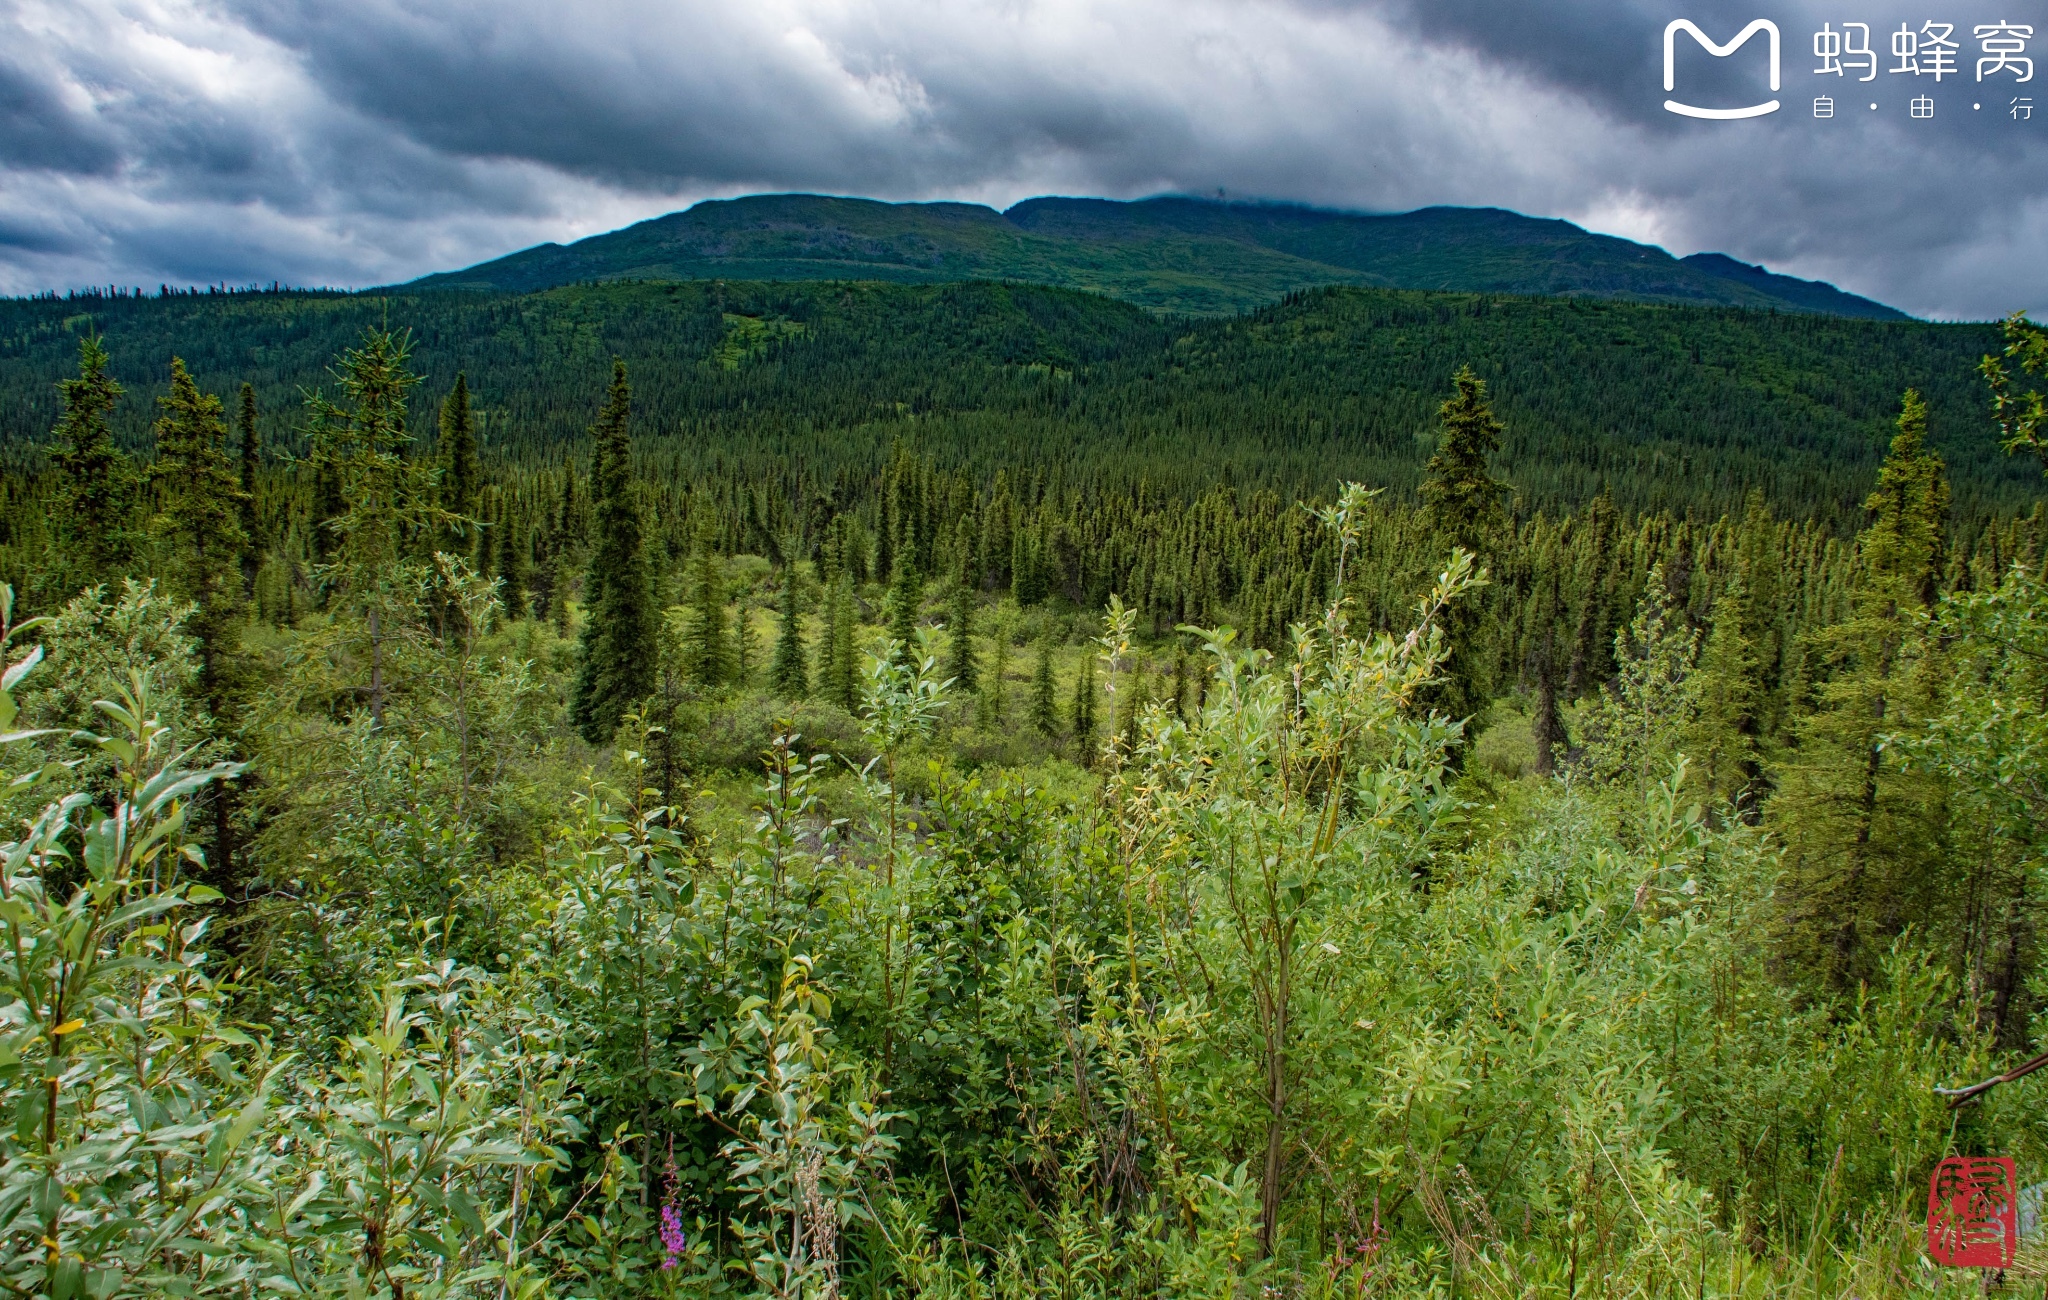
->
(407, 194, 1908, 320)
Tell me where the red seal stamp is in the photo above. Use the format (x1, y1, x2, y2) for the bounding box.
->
(1927, 1155, 2018, 1268)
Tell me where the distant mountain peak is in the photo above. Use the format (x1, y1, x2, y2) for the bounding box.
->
(406, 192, 1907, 321)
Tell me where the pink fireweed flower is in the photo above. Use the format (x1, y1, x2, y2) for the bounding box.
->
(660, 1203, 686, 1269)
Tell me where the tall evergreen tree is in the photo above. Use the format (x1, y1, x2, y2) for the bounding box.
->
(770, 570, 810, 698)
(825, 573, 858, 710)
(237, 382, 263, 594)
(151, 358, 250, 888)
(1420, 366, 1509, 555)
(531, 530, 558, 624)
(1566, 487, 1618, 698)
(1773, 390, 1953, 988)
(499, 511, 530, 619)
(310, 432, 344, 573)
(1860, 390, 1951, 610)
(1030, 637, 1059, 736)
(557, 472, 583, 550)
(1579, 564, 1699, 789)
(552, 565, 573, 638)
(1732, 490, 1787, 739)
(1688, 576, 1764, 809)
(568, 360, 658, 743)
(979, 611, 1010, 729)
(309, 326, 430, 722)
(683, 536, 735, 688)
(1525, 563, 1567, 777)
(816, 556, 842, 696)
(734, 598, 759, 687)
(887, 554, 921, 660)
(1418, 366, 1509, 720)
(440, 372, 480, 553)
(1011, 528, 1043, 607)
(1071, 650, 1098, 762)
(947, 579, 979, 694)
(49, 335, 136, 582)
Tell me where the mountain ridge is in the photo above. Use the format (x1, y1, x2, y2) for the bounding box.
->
(405, 192, 1909, 320)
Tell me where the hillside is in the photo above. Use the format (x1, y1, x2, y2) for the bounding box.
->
(406, 193, 1909, 320)
(0, 280, 2018, 523)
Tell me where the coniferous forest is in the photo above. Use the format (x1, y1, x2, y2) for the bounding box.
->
(1, 277, 2046, 1298)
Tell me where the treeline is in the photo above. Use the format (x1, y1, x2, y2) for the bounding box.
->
(0, 279, 2033, 522)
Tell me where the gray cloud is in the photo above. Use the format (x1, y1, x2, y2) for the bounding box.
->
(0, 54, 120, 174)
(0, 0, 2042, 317)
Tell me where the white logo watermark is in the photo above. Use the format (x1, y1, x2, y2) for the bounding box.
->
(1666, 16, 2033, 120)
(1665, 19, 1783, 117)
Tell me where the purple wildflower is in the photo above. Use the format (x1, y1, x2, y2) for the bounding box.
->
(660, 1202, 686, 1269)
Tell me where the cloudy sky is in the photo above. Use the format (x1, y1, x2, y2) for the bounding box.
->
(3, 0, 2043, 318)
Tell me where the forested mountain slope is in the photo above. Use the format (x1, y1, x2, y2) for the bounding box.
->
(0, 281, 2018, 522)
(407, 192, 1909, 319)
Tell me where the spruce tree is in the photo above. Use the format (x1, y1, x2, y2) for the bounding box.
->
(568, 360, 658, 743)
(1071, 650, 1098, 762)
(49, 335, 135, 581)
(947, 579, 979, 694)
(552, 566, 573, 638)
(1566, 488, 1617, 697)
(237, 382, 263, 594)
(887, 554, 921, 660)
(770, 570, 810, 698)
(1732, 491, 1786, 739)
(816, 562, 842, 697)
(1860, 389, 1951, 610)
(734, 599, 759, 686)
(151, 358, 250, 888)
(979, 611, 1010, 729)
(1420, 366, 1509, 555)
(1011, 529, 1040, 607)
(1773, 390, 1952, 988)
(683, 537, 735, 687)
(154, 359, 250, 635)
(1526, 564, 1567, 777)
(557, 472, 582, 550)
(826, 573, 858, 710)
(1418, 366, 1509, 720)
(309, 326, 430, 722)
(1687, 577, 1764, 808)
(531, 532, 557, 623)
(499, 512, 530, 619)
(1030, 637, 1059, 735)
(310, 436, 344, 572)
(1579, 565, 1699, 788)
(1529, 645, 1565, 777)
(440, 372, 480, 552)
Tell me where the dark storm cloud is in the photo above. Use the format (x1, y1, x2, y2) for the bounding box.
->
(0, 54, 121, 173)
(0, 0, 2042, 318)
(1366, 0, 1675, 116)
(222, 0, 1213, 193)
